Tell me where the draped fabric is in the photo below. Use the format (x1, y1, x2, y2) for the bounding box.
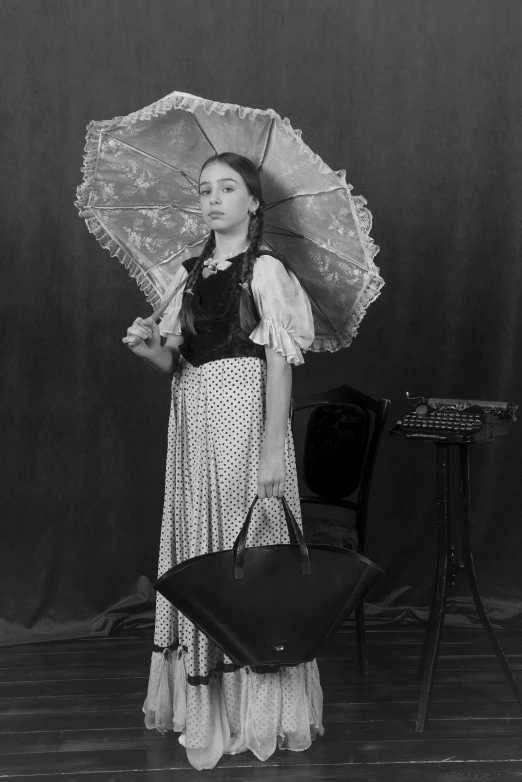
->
(1, 0, 522, 645)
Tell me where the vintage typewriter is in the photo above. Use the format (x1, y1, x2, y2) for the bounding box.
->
(390, 394, 517, 443)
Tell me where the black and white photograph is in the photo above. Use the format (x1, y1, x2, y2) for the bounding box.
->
(1, 0, 522, 778)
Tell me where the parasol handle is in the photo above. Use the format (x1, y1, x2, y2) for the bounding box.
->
(149, 297, 173, 323)
(126, 287, 180, 346)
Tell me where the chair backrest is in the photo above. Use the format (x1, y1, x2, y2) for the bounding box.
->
(304, 403, 371, 499)
(292, 384, 391, 507)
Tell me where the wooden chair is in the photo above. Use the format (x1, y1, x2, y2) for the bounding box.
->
(291, 384, 391, 674)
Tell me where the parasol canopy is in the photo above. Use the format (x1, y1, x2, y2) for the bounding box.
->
(75, 90, 383, 352)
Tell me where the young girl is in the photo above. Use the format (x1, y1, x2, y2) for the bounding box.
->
(122, 152, 324, 771)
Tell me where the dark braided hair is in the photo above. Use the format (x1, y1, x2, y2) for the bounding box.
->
(177, 230, 216, 336)
(177, 152, 265, 337)
(237, 202, 265, 334)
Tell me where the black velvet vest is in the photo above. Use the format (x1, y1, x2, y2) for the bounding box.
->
(178, 252, 268, 368)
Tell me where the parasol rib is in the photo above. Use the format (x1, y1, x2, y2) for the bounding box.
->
(92, 204, 203, 215)
(88, 209, 165, 304)
(91, 209, 130, 254)
(104, 132, 200, 192)
(287, 274, 346, 345)
(258, 237, 346, 344)
(188, 113, 219, 157)
(258, 118, 275, 173)
(145, 234, 211, 322)
(299, 285, 345, 344)
(264, 231, 305, 239)
(265, 187, 346, 211)
(93, 129, 104, 191)
(146, 233, 208, 274)
(263, 224, 306, 240)
(264, 222, 370, 270)
(90, 208, 205, 313)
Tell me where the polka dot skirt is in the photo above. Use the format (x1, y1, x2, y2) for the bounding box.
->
(142, 356, 324, 770)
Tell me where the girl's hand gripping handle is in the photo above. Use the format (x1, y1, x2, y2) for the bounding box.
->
(122, 317, 161, 358)
(121, 296, 174, 355)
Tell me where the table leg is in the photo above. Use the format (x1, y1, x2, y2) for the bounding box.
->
(459, 445, 522, 708)
(355, 604, 369, 675)
(416, 444, 451, 733)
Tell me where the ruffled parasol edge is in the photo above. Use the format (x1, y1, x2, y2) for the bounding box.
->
(308, 271, 384, 354)
(74, 121, 163, 310)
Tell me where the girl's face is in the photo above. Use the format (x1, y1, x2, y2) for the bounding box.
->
(199, 161, 259, 235)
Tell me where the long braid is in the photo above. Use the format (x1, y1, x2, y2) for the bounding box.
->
(238, 203, 265, 334)
(178, 231, 216, 336)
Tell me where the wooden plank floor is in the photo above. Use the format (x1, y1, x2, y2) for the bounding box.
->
(0, 626, 522, 780)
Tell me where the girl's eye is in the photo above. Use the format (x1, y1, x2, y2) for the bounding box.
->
(199, 187, 233, 195)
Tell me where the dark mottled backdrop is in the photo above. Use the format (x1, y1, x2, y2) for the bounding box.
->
(1, 0, 521, 644)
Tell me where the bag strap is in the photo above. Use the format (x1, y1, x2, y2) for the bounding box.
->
(234, 495, 312, 580)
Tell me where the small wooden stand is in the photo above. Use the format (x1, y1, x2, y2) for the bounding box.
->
(415, 441, 522, 732)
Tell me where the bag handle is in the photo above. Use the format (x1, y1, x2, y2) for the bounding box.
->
(233, 495, 312, 580)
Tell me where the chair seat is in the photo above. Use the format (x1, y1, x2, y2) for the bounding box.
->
(301, 510, 359, 551)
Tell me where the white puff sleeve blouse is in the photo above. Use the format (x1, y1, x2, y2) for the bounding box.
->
(158, 264, 188, 337)
(249, 254, 315, 365)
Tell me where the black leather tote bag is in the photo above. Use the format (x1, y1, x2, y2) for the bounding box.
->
(155, 495, 383, 667)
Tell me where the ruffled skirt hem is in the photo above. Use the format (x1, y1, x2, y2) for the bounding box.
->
(143, 649, 324, 771)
